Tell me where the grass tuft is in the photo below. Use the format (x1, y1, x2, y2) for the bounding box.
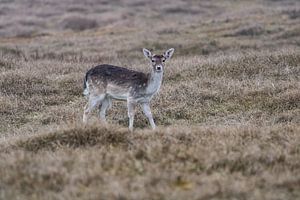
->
(16, 124, 130, 152)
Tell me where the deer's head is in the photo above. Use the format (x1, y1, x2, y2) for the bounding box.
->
(143, 48, 175, 73)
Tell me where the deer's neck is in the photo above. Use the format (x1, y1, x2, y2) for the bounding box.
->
(146, 71, 163, 95)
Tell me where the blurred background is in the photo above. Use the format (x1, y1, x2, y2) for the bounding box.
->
(0, 0, 299, 61)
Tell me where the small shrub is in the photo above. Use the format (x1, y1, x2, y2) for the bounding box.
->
(282, 9, 300, 19)
(60, 16, 98, 31)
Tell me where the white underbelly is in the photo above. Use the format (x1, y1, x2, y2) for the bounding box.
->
(106, 83, 130, 100)
(108, 92, 129, 100)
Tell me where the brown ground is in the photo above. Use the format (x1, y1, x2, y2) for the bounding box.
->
(0, 0, 299, 199)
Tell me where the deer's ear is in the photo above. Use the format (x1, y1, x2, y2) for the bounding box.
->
(143, 48, 152, 59)
(164, 48, 175, 59)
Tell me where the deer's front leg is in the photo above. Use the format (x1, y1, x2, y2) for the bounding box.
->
(127, 100, 136, 131)
(142, 102, 156, 130)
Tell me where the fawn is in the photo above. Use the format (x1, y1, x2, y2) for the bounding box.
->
(83, 48, 174, 131)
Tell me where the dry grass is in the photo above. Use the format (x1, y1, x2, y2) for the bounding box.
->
(0, 0, 299, 199)
(1, 124, 300, 200)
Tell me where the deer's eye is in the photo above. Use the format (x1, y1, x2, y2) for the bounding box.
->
(162, 59, 165, 62)
(152, 59, 155, 63)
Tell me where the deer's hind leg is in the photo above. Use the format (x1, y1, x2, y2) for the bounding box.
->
(99, 96, 112, 123)
(83, 94, 105, 123)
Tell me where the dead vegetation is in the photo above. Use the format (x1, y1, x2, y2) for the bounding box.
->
(0, 0, 299, 199)
(15, 125, 130, 152)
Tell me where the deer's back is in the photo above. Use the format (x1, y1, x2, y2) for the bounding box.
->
(86, 64, 149, 86)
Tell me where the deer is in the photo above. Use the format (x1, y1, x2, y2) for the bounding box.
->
(82, 48, 175, 131)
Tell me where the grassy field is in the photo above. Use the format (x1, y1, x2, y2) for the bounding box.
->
(0, 0, 300, 199)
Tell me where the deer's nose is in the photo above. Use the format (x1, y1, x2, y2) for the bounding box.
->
(156, 65, 162, 71)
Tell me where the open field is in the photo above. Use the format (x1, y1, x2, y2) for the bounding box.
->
(0, 0, 299, 199)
